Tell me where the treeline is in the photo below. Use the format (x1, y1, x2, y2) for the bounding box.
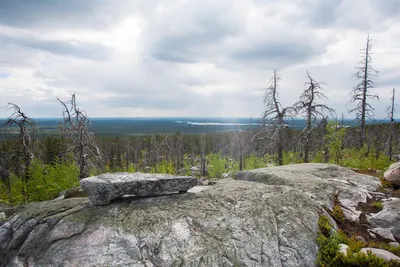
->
(1, 120, 399, 204)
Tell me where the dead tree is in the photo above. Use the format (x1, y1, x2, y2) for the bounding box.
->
(57, 93, 100, 179)
(2, 103, 36, 197)
(349, 36, 379, 148)
(294, 71, 334, 162)
(387, 88, 397, 160)
(262, 69, 294, 165)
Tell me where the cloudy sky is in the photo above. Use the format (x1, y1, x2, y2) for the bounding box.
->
(0, 0, 399, 119)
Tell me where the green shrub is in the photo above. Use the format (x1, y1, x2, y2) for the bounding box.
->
(318, 215, 333, 237)
(151, 160, 175, 174)
(341, 146, 390, 172)
(0, 159, 80, 204)
(316, 214, 400, 267)
(282, 151, 302, 165)
(331, 205, 345, 224)
(26, 158, 80, 202)
(208, 153, 228, 178)
(372, 201, 384, 211)
(0, 174, 25, 204)
(325, 121, 346, 165)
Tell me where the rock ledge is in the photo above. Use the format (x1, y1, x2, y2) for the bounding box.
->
(80, 172, 199, 205)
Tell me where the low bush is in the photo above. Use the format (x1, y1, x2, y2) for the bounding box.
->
(316, 215, 400, 266)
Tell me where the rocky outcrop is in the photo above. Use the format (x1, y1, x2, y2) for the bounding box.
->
(236, 163, 381, 222)
(80, 172, 199, 205)
(1, 179, 322, 267)
(384, 161, 400, 186)
(0, 164, 389, 267)
(369, 197, 400, 240)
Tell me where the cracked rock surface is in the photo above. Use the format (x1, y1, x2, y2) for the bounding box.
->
(237, 163, 381, 222)
(0, 164, 382, 267)
(1, 180, 321, 266)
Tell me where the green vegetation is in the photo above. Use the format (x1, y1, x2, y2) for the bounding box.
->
(0, 158, 79, 204)
(316, 215, 400, 267)
(372, 201, 384, 211)
(0, 125, 396, 204)
(331, 204, 345, 224)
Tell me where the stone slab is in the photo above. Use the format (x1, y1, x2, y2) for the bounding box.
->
(80, 172, 200, 205)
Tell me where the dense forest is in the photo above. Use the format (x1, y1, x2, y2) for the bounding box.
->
(0, 37, 398, 204)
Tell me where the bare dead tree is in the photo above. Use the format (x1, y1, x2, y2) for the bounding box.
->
(294, 71, 334, 162)
(349, 36, 379, 148)
(2, 103, 36, 197)
(262, 69, 294, 165)
(57, 93, 101, 179)
(386, 88, 397, 160)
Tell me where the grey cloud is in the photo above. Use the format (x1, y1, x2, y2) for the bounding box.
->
(377, 76, 400, 88)
(297, 0, 400, 30)
(303, 0, 343, 27)
(233, 42, 324, 65)
(107, 94, 188, 110)
(153, 50, 197, 64)
(150, 7, 240, 63)
(371, 0, 400, 18)
(0, 35, 110, 60)
(0, 0, 125, 30)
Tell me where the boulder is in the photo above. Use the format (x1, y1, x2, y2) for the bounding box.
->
(369, 197, 400, 240)
(389, 242, 400, 247)
(80, 172, 199, 205)
(360, 248, 400, 262)
(384, 162, 400, 186)
(236, 163, 381, 222)
(0, 179, 321, 267)
(369, 227, 396, 242)
(338, 243, 349, 256)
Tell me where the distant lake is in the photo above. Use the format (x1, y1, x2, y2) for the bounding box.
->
(0, 117, 398, 137)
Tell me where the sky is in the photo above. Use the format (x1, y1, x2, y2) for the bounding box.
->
(0, 0, 399, 119)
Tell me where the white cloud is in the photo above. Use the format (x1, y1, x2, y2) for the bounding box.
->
(0, 0, 399, 119)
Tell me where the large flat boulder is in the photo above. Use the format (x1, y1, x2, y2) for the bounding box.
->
(80, 172, 200, 205)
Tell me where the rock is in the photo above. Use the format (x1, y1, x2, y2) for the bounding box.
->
(80, 172, 199, 205)
(369, 197, 400, 240)
(360, 248, 400, 262)
(338, 243, 349, 256)
(389, 242, 400, 247)
(355, 235, 367, 244)
(58, 186, 87, 200)
(221, 172, 232, 179)
(236, 163, 381, 222)
(1, 178, 322, 267)
(384, 161, 400, 186)
(369, 231, 376, 238)
(0, 164, 387, 267)
(370, 227, 396, 242)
